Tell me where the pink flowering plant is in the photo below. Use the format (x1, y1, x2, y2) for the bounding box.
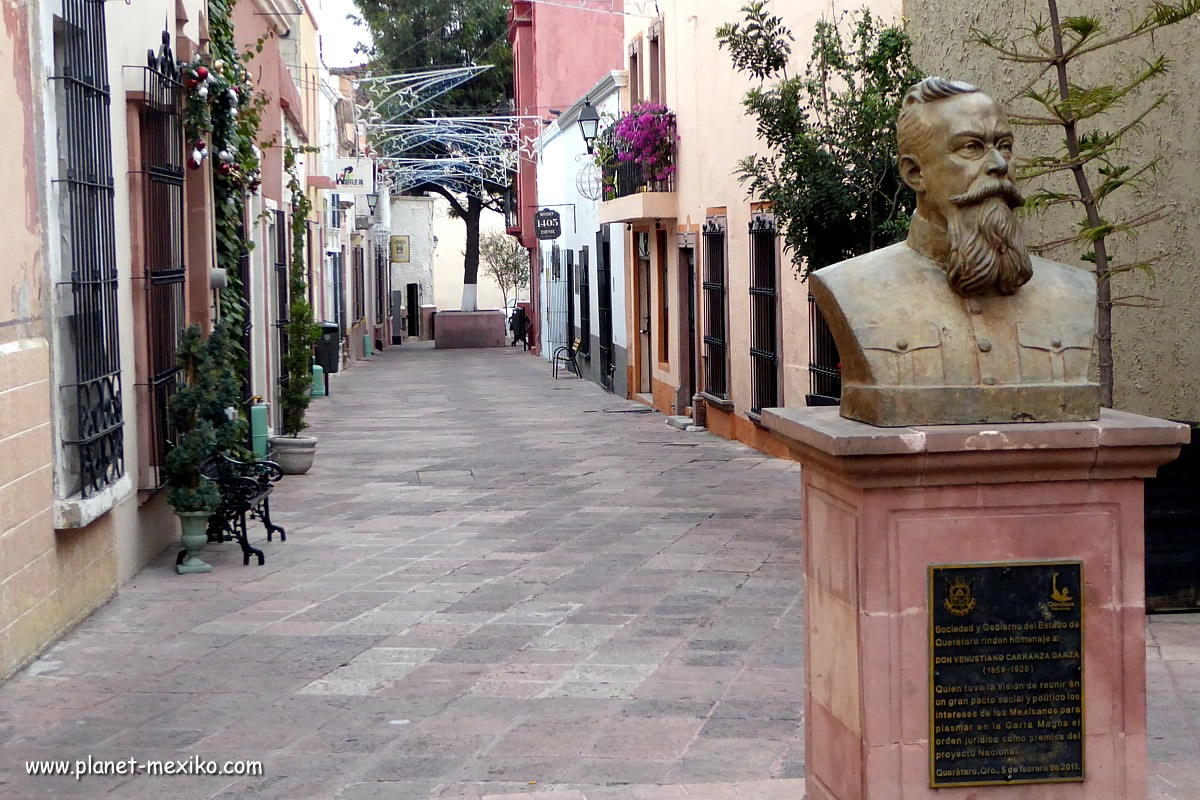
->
(612, 102, 678, 184)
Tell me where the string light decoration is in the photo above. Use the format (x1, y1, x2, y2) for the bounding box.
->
(366, 116, 539, 194)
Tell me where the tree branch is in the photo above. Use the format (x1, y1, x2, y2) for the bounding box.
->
(427, 183, 467, 217)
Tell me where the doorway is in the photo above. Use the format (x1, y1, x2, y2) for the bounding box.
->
(680, 242, 697, 407)
(406, 283, 419, 338)
(636, 233, 652, 398)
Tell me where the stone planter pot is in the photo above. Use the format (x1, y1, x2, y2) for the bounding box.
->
(175, 510, 213, 575)
(270, 435, 317, 475)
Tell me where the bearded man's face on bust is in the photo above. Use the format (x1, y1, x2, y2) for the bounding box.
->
(898, 86, 1033, 297)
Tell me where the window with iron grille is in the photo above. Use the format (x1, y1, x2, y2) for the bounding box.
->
(374, 245, 386, 325)
(353, 246, 365, 322)
(57, 0, 124, 497)
(274, 209, 289, 388)
(749, 214, 781, 414)
(807, 298, 841, 405)
(139, 32, 185, 490)
(701, 218, 728, 400)
(579, 246, 591, 356)
(565, 249, 576, 337)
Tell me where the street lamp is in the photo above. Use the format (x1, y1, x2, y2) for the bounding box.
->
(366, 193, 379, 216)
(578, 98, 600, 155)
(370, 222, 390, 248)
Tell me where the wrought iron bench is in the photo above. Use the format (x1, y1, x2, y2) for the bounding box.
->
(553, 337, 582, 379)
(203, 454, 286, 566)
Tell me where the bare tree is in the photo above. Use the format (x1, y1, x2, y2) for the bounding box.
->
(479, 230, 529, 310)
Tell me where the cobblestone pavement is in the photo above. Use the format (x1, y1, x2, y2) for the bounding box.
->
(0, 344, 1196, 799)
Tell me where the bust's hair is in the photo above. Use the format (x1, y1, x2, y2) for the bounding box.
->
(897, 77, 981, 162)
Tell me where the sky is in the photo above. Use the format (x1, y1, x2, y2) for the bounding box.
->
(315, 0, 371, 69)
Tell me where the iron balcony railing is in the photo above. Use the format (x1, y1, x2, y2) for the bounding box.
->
(602, 157, 675, 200)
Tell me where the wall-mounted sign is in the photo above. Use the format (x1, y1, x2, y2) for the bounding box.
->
(535, 208, 561, 240)
(330, 158, 375, 195)
(390, 235, 410, 264)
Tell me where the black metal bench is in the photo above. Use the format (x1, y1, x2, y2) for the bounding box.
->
(203, 455, 286, 565)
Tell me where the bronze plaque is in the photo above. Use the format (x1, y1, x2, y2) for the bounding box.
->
(929, 561, 1084, 787)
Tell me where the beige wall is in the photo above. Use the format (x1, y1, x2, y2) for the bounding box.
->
(906, 0, 1200, 420)
(433, 201, 511, 312)
(614, 0, 901, 429)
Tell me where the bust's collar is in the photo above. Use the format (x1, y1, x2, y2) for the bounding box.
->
(906, 212, 951, 265)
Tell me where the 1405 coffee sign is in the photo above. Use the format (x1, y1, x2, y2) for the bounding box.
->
(534, 209, 561, 240)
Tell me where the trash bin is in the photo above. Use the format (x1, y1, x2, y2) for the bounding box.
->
(314, 321, 341, 374)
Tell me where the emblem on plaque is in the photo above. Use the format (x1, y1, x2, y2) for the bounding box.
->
(1049, 571, 1076, 611)
(943, 576, 977, 616)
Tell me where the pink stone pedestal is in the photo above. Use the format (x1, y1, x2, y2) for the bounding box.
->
(433, 310, 506, 349)
(761, 407, 1188, 800)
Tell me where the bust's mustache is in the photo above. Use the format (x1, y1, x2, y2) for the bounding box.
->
(950, 177, 1025, 209)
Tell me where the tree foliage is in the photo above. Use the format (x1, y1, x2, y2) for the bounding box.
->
(717, 3, 922, 275)
(972, 0, 1200, 406)
(479, 230, 529, 308)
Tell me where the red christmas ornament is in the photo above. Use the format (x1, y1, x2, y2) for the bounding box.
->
(195, 139, 206, 151)
(186, 77, 199, 90)
(187, 156, 202, 171)
(195, 66, 209, 80)
(218, 162, 232, 176)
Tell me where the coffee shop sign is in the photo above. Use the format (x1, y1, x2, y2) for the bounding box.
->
(331, 158, 374, 195)
(535, 209, 561, 240)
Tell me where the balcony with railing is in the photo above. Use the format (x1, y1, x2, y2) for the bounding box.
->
(602, 157, 675, 200)
(597, 103, 679, 224)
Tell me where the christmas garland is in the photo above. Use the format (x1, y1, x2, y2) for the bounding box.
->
(178, 0, 269, 328)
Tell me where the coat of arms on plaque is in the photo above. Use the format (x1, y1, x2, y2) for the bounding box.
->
(944, 576, 977, 616)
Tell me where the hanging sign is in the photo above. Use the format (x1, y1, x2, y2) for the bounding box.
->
(331, 158, 375, 195)
(534, 208, 561, 240)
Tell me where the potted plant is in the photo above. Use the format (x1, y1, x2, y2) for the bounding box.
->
(270, 145, 321, 474)
(165, 325, 223, 574)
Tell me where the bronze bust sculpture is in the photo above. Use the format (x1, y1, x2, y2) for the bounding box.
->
(810, 77, 1100, 426)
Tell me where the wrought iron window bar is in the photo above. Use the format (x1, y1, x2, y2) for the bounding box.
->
(137, 31, 185, 490)
(807, 295, 841, 406)
(701, 218, 728, 401)
(374, 245, 386, 325)
(274, 209, 289, 388)
(578, 246, 591, 356)
(749, 214, 779, 415)
(596, 230, 615, 390)
(57, 0, 125, 497)
(352, 246, 365, 322)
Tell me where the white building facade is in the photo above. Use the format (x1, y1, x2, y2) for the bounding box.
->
(535, 72, 629, 395)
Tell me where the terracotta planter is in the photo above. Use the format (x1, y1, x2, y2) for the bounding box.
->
(270, 435, 317, 475)
(175, 510, 213, 574)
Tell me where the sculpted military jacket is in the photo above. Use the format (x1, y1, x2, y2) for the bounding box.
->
(809, 238, 1101, 426)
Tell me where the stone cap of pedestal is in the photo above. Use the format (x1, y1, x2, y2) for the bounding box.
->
(761, 406, 1189, 488)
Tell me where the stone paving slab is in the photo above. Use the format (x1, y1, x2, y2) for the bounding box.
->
(0, 344, 1195, 799)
